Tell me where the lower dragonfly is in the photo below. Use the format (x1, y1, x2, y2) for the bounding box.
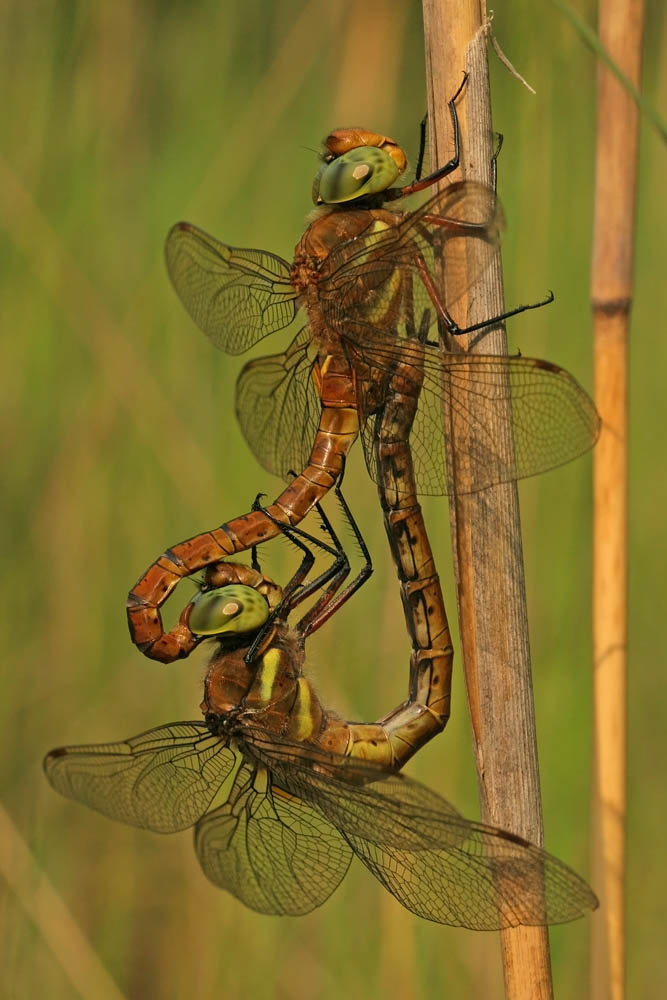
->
(46, 488, 597, 927)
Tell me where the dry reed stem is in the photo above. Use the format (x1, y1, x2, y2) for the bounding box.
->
(590, 0, 644, 997)
(421, 2, 553, 996)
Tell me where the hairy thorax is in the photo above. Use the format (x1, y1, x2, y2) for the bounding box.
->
(290, 206, 401, 355)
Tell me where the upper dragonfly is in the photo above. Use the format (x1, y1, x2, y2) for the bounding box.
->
(127, 78, 600, 662)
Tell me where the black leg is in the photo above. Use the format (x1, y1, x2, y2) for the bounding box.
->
(386, 72, 468, 200)
(414, 113, 428, 182)
(277, 501, 350, 613)
(491, 132, 503, 193)
(250, 493, 267, 572)
(425, 289, 555, 345)
(243, 502, 346, 664)
(296, 464, 373, 644)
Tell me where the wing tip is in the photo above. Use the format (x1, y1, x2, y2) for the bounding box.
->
(43, 747, 67, 775)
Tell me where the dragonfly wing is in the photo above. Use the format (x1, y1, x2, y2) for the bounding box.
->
(344, 817, 598, 930)
(194, 761, 352, 915)
(235, 326, 319, 480)
(278, 768, 463, 849)
(279, 763, 597, 930)
(44, 722, 236, 833)
(319, 181, 502, 340)
(232, 728, 596, 927)
(165, 222, 298, 355)
(357, 339, 600, 496)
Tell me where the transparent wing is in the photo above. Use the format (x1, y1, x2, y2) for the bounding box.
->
(235, 326, 320, 479)
(342, 815, 597, 930)
(319, 181, 502, 342)
(237, 728, 597, 929)
(165, 222, 298, 355)
(194, 761, 352, 916)
(44, 722, 236, 833)
(354, 336, 600, 496)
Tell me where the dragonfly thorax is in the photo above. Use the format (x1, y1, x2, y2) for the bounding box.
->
(293, 206, 398, 267)
(291, 206, 403, 355)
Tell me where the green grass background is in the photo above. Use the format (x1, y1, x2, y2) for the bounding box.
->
(1, 1, 664, 997)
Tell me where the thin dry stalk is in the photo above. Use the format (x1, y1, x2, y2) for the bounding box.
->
(421, 2, 553, 996)
(590, 1, 644, 998)
(0, 802, 128, 1000)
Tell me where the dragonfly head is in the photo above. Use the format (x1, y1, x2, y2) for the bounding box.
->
(186, 584, 271, 637)
(312, 127, 407, 205)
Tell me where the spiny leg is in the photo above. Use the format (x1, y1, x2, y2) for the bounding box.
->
(414, 113, 428, 183)
(242, 496, 349, 665)
(296, 462, 373, 643)
(411, 132, 553, 342)
(386, 73, 468, 200)
(416, 240, 555, 342)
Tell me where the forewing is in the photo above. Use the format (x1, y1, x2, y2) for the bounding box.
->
(44, 722, 236, 833)
(194, 762, 351, 915)
(235, 326, 319, 479)
(357, 339, 600, 496)
(319, 181, 502, 341)
(165, 222, 298, 355)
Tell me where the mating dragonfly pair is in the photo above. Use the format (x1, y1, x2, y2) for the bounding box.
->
(45, 79, 600, 927)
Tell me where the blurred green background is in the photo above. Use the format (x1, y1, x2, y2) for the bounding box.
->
(1, 1, 664, 997)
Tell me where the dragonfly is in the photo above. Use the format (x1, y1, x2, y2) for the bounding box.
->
(48, 491, 598, 927)
(127, 77, 600, 664)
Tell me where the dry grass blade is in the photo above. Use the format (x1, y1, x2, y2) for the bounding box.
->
(0, 802, 128, 1000)
(551, 0, 663, 142)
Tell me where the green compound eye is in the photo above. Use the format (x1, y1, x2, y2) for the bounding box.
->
(312, 146, 401, 205)
(189, 585, 270, 637)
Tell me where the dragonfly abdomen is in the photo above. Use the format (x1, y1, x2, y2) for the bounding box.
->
(371, 357, 454, 766)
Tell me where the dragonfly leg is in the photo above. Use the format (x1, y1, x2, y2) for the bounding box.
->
(250, 489, 318, 604)
(242, 499, 346, 664)
(414, 248, 461, 336)
(414, 113, 428, 183)
(387, 72, 468, 199)
(295, 469, 373, 643)
(247, 459, 373, 647)
(127, 393, 360, 662)
(249, 492, 268, 573)
(414, 246, 555, 341)
(491, 132, 504, 193)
